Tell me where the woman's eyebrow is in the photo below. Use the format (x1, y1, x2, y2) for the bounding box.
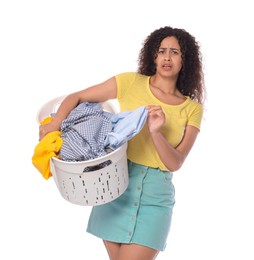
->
(159, 47, 180, 51)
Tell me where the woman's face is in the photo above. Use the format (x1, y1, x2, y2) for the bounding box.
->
(155, 36, 182, 79)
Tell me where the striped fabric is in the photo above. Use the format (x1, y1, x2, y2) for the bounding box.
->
(59, 102, 113, 162)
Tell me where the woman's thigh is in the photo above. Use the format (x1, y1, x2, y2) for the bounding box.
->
(117, 243, 159, 260)
(103, 241, 159, 260)
(103, 240, 121, 260)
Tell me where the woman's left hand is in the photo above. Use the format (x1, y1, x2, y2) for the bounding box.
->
(146, 105, 166, 133)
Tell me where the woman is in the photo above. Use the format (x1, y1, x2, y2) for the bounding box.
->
(39, 26, 205, 260)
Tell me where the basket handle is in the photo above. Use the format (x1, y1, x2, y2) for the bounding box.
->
(82, 159, 112, 172)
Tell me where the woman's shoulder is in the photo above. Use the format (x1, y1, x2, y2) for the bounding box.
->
(185, 97, 203, 119)
(185, 96, 202, 108)
(115, 72, 145, 78)
(115, 72, 148, 84)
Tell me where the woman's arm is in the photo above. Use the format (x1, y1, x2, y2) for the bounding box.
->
(39, 77, 117, 140)
(146, 105, 200, 172)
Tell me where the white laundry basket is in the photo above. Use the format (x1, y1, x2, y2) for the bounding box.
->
(37, 96, 129, 206)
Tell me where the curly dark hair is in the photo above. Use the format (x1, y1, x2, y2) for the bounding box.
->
(137, 26, 205, 104)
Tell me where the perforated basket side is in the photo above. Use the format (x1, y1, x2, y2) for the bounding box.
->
(50, 143, 129, 206)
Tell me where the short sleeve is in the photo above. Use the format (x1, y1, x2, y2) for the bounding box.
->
(188, 103, 203, 130)
(115, 72, 137, 100)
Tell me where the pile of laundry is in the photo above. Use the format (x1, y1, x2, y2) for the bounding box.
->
(32, 102, 148, 179)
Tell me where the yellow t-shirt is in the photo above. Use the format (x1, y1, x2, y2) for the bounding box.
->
(115, 72, 203, 171)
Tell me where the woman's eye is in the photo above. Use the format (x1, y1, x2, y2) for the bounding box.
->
(170, 50, 178, 55)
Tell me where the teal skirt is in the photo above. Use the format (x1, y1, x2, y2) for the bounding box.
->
(86, 160, 175, 251)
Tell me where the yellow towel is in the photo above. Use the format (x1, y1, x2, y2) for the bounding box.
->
(32, 116, 63, 179)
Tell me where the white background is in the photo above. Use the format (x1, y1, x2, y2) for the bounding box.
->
(1, 0, 253, 259)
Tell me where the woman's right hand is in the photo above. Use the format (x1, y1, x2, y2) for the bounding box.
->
(39, 120, 61, 141)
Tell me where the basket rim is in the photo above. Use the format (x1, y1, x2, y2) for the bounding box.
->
(51, 141, 127, 165)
